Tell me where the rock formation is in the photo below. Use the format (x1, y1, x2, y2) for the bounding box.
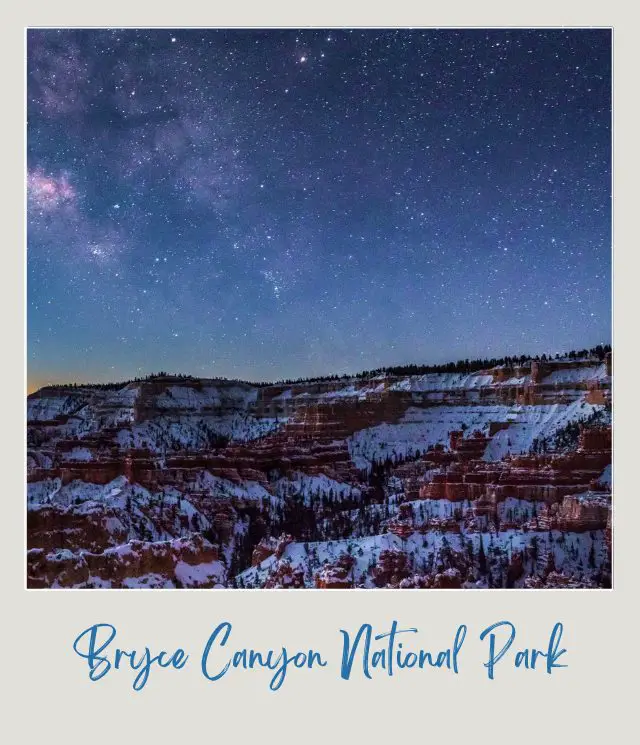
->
(26, 355, 612, 588)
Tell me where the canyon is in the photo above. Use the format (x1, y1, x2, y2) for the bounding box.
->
(26, 352, 612, 589)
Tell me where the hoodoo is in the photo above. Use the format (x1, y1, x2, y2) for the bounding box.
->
(27, 349, 612, 589)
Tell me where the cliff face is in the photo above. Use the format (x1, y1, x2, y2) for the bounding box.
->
(28, 534, 224, 589)
(26, 357, 612, 588)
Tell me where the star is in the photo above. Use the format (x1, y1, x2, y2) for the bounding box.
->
(26, 28, 611, 388)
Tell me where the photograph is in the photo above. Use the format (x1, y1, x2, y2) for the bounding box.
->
(26, 27, 612, 590)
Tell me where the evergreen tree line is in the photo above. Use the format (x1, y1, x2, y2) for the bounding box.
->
(36, 344, 611, 392)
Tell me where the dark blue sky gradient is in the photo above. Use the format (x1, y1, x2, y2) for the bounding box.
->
(27, 29, 611, 390)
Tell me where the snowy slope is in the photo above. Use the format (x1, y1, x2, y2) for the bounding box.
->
(540, 364, 608, 385)
(348, 400, 605, 468)
(114, 412, 284, 451)
(483, 400, 604, 460)
(237, 528, 606, 589)
(274, 472, 362, 506)
(390, 373, 495, 392)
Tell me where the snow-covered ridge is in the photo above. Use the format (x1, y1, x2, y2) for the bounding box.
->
(349, 400, 606, 468)
(238, 528, 606, 589)
(156, 385, 258, 410)
(483, 400, 606, 460)
(27, 391, 93, 421)
(390, 373, 496, 392)
(27, 357, 612, 588)
(28, 356, 610, 427)
(274, 472, 362, 507)
(113, 413, 284, 451)
(540, 364, 608, 385)
(28, 379, 284, 451)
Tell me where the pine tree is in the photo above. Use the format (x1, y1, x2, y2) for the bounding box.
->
(478, 535, 487, 575)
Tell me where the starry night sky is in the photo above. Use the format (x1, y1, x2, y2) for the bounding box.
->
(27, 29, 611, 392)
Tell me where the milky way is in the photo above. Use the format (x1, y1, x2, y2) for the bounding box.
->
(27, 29, 611, 389)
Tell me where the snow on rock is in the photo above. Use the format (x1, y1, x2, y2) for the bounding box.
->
(598, 464, 612, 487)
(540, 364, 608, 385)
(318, 382, 387, 400)
(121, 573, 174, 589)
(27, 360, 612, 589)
(156, 384, 257, 410)
(28, 533, 226, 589)
(27, 478, 62, 505)
(193, 471, 274, 503)
(114, 413, 284, 452)
(348, 405, 501, 466)
(237, 529, 607, 589)
(174, 559, 226, 587)
(40, 475, 132, 508)
(348, 401, 605, 467)
(390, 373, 495, 392)
(483, 400, 604, 460)
(65, 447, 94, 461)
(274, 472, 362, 506)
(27, 392, 91, 422)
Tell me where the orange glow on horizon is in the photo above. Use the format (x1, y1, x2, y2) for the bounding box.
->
(27, 374, 81, 395)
